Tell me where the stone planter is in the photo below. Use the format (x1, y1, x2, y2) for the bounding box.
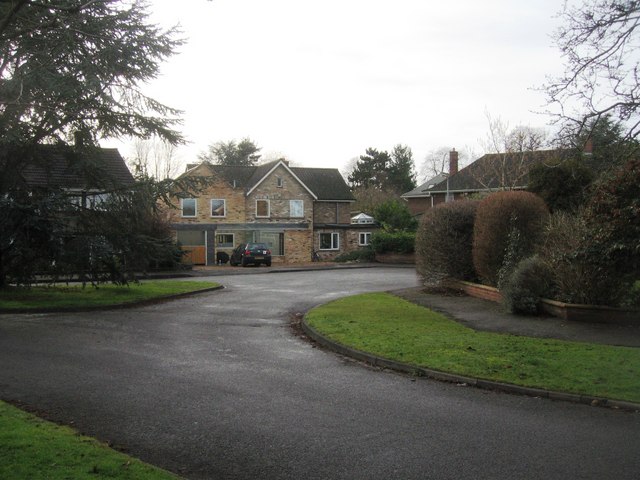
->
(444, 279, 502, 303)
(540, 298, 638, 324)
(445, 279, 638, 325)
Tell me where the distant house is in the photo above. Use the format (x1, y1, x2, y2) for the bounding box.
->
(15, 144, 134, 206)
(166, 159, 374, 265)
(402, 148, 563, 217)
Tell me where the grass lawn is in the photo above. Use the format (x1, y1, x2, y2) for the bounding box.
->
(0, 400, 179, 480)
(0, 280, 219, 311)
(306, 292, 640, 403)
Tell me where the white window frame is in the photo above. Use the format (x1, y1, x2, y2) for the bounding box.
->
(210, 199, 226, 217)
(319, 232, 339, 250)
(216, 233, 234, 248)
(289, 199, 304, 218)
(181, 198, 197, 218)
(256, 199, 270, 218)
(359, 232, 372, 246)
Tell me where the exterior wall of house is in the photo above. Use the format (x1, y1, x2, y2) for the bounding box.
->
(406, 197, 432, 216)
(166, 164, 246, 225)
(168, 162, 359, 265)
(345, 228, 374, 252)
(284, 229, 313, 264)
(247, 165, 314, 223)
(405, 193, 455, 217)
(313, 201, 351, 224)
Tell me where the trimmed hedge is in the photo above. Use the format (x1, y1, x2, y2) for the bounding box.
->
(416, 200, 478, 285)
(473, 191, 549, 286)
(370, 231, 415, 254)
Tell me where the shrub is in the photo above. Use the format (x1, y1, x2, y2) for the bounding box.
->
(373, 199, 418, 232)
(415, 200, 478, 285)
(582, 158, 640, 291)
(334, 249, 375, 263)
(528, 159, 594, 212)
(370, 231, 415, 254)
(473, 191, 549, 286)
(501, 255, 554, 315)
(538, 211, 603, 304)
(538, 159, 640, 307)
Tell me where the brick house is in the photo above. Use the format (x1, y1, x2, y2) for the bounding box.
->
(402, 148, 562, 218)
(166, 159, 375, 265)
(19, 145, 134, 196)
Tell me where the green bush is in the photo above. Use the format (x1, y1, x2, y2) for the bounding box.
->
(501, 255, 554, 315)
(370, 231, 415, 254)
(473, 191, 549, 286)
(415, 200, 478, 285)
(334, 249, 375, 263)
(582, 158, 640, 295)
(538, 159, 640, 307)
(373, 200, 418, 232)
(539, 211, 605, 305)
(528, 159, 594, 212)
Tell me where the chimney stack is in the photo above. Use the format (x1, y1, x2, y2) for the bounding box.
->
(583, 137, 593, 155)
(449, 148, 459, 175)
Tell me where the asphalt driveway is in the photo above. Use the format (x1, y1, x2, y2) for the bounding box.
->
(1, 267, 639, 479)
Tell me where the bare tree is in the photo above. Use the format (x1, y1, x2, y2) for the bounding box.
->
(130, 137, 181, 179)
(420, 146, 473, 182)
(474, 113, 549, 190)
(544, 1, 640, 144)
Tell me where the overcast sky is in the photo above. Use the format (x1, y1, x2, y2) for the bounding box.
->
(106, 0, 567, 179)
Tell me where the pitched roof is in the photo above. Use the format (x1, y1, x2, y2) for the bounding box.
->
(19, 145, 134, 190)
(401, 173, 448, 198)
(427, 149, 565, 194)
(184, 160, 355, 201)
(290, 166, 354, 201)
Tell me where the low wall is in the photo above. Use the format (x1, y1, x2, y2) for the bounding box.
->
(445, 280, 638, 324)
(375, 253, 415, 264)
(445, 279, 502, 303)
(540, 298, 638, 324)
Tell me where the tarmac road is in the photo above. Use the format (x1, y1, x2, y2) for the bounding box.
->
(1, 267, 639, 480)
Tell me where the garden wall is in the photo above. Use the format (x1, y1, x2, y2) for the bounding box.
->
(445, 280, 638, 324)
(375, 253, 415, 264)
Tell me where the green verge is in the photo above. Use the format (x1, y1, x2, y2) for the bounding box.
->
(0, 280, 219, 310)
(305, 292, 640, 403)
(0, 400, 179, 480)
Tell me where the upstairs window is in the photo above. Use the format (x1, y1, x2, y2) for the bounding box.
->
(181, 198, 196, 217)
(290, 200, 304, 218)
(211, 199, 226, 217)
(256, 199, 270, 218)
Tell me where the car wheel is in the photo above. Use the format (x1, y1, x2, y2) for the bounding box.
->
(265, 261, 271, 267)
(241, 258, 249, 267)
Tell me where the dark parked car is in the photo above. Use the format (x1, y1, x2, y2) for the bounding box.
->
(229, 242, 272, 267)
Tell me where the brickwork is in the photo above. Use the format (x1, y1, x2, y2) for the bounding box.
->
(313, 201, 351, 224)
(247, 165, 314, 223)
(283, 229, 313, 264)
(166, 164, 246, 224)
(406, 197, 432, 216)
(168, 161, 358, 264)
